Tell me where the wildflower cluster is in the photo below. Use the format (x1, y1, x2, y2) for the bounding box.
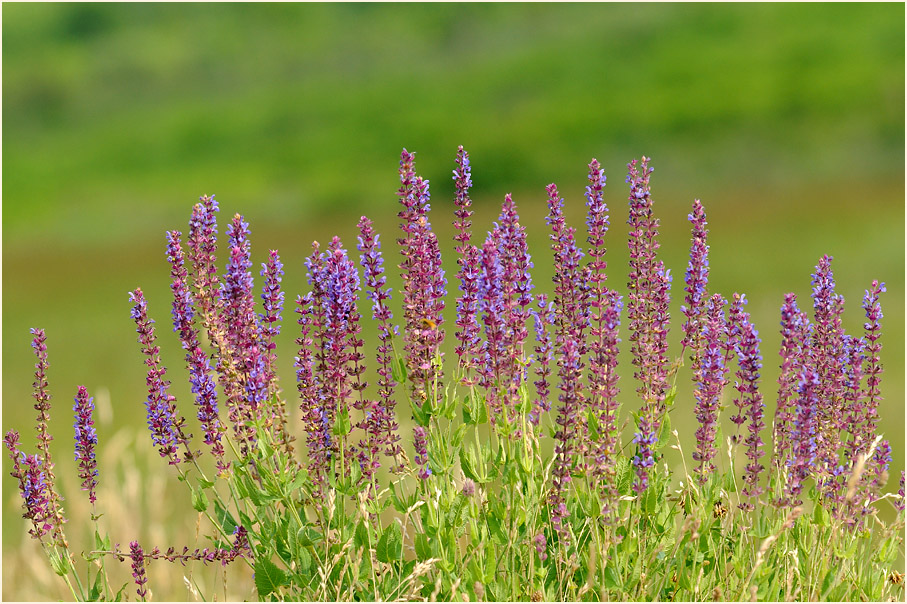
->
(7, 149, 903, 602)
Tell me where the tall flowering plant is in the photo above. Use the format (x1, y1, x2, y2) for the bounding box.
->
(7, 149, 903, 602)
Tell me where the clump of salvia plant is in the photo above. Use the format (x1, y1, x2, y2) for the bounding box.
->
(7, 148, 904, 602)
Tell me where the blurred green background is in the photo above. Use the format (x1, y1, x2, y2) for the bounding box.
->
(3, 3, 904, 600)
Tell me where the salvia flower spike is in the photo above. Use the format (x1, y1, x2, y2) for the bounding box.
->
(73, 386, 99, 505)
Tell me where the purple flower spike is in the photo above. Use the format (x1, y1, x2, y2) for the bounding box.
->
(585, 160, 616, 453)
(413, 426, 431, 480)
(260, 250, 285, 390)
(591, 290, 623, 515)
(295, 292, 329, 494)
(626, 157, 671, 491)
(129, 288, 187, 465)
(166, 231, 200, 353)
(531, 295, 555, 424)
(896, 471, 904, 514)
(130, 541, 149, 601)
(397, 150, 446, 406)
(810, 255, 846, 475)
(774, 294, 810, 467)
(186, 195, 221, 337)
(787, 366, 820, 506)
(28, 328, 66, 545)
(5, 432, 54, 540)
(73, 386, 99, 505)
(189, 347, 227, 475)
(681, 199, 710, 365)
(728, 293, 765, 509)
(223, 214, 257, 353)
(358, 217, 403, 472)
(859, 280, 885, 453)
(534, 532, 548, 562)
(494, 193, 534, 428)
(550, 336, 583, 546)
(693, 294, 728, 485)
(453, 145, 474, 250)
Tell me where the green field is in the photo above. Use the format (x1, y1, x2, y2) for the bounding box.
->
(3, 4, 904, 600)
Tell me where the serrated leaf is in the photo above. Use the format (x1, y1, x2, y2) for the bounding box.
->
(88, 568, 104, 601)
(377, 522, 403, 564)
(254, 557, 288, 597)
(191, 486, 209, 513)
(297, 526, 322, 547)
(614, 456, 632, 496)
(604, 565, 621, 590)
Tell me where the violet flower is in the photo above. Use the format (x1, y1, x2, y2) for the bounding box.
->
(130, 541, 149, 601)
(626, 157, 671, 491)
(29, 328, 66, 545)
(186, 195, 221, 337)
(396, 150, 446, 406)
(188, 347, 227, 475)
(534, 532, 548, 562)
(585, 159, 613, 442)
(295, 292, 329, 494)
(478, 234, 508, 425)
(729, 294, 765, 509)
(859, 280, 885, 452)
(693, 294, 728, 485)
(452, 149, 483, 384)
(592, 290, 623, 515)
(358, 216, 403, 472)
(550, 336, 582, 546)
(493, 193, 534, 429)
(774, 294, 810, 467)
(546, 183, 590, 461)
(810, 255, 846, 474)
(260, 250, 285, 392)
(129, 288, 187, 465)
(680, 199, 709, 366)
(73, 386, 99, 505)
(531, 295, 555, 425)
(413, 426, 431, 480)
(787, 366, 820, 506)
(896, 471, 904, 514)
(5, 432, 54, 540)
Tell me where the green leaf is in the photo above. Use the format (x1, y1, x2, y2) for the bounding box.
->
(376, 522, 403, 564)
(643, 486, 658, 515)
(391, 358, 406, 383)
(586, 408, 601, 442)
(254, 557, 288, 598)
(410, 397, 429, 427)
(333, 408, 351, 436)
(664, 384, 678, 407)
(191, 486, 209, 513)
(354, 521, 370, 549)
(49, 550, 71, 577)
(603, 565, 622, 590)
(656, 412, 672, 449)
(813, 502, 830, 528)
(820, 568, 835, 599)
(415, 533, 433, 561)
(616, 456, 634, 496)
(214, 500, 237, 535)
(88, 568, 104, 601)
(296, 526, 322, 547)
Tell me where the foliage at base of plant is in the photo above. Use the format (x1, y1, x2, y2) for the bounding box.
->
(6, 148, 904, 602)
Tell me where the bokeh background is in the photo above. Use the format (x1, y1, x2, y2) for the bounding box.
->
(3, 3, 904, 600)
